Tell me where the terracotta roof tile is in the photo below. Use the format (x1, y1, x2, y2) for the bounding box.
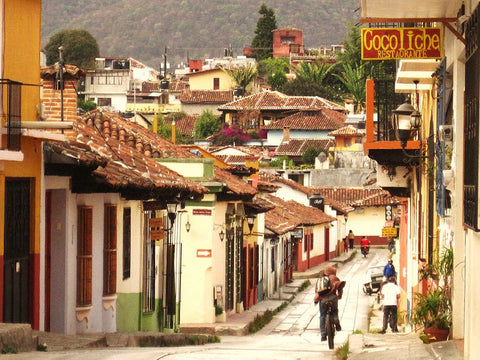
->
(169, 114, 198, 137)
(218, 91, 346, 112)
(328, 125, 365, 137)
(311, 186, 399, 207)
(180, 90, 233, 104)
(275, 139, 333, 157)
(263, 109, 345, 130)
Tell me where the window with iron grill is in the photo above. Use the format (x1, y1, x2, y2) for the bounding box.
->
(77, 206, 93, 306)
(103, 204, 117, 296)
(464, 5, 480, 231)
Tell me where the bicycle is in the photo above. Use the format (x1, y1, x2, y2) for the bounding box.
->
(324, 300, 336, 349)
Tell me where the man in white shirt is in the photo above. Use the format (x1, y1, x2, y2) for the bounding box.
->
(379, 276, 400, 333)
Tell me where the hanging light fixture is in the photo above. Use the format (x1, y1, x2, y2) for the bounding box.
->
(393, 101, 421, 148)
(246, 214, 256, 234)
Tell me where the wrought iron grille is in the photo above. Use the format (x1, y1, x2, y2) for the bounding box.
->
(1, 79, 22, 151)
(464, 5, 480, 231)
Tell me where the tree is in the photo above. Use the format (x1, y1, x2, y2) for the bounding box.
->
(194, 110, 221, 139)
(334, 63, 367, 113)
(44, 29, 100, 69)
(302, 146, 321, 165)
(291, 62, 332, 85)
(250, 3, 277, 61)
(222, 65, 258, 95)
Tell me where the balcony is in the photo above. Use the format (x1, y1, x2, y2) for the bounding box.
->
(0, 79, 22, 152)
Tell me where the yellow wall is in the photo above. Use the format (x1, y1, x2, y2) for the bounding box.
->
(188, 69, 235, 91)
(3, 0, 42, 122)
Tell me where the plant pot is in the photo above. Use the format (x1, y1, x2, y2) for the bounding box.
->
(424, 327, 449, 342)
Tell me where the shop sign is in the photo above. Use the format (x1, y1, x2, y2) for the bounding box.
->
(382, 227, 398, 237)
(361, 27, 442, 60)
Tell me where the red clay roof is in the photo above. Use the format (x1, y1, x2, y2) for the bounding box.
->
(50, 109, 256, 197)
(275, 139, 333, 157)
(264, 194, 335, 234)
(328, 125, 364, 137)
(180, 90, 233, 104)
(264, 109, 345, 130)
(218, 91, 346, 112)
(311, 186, 399, 207)
(169, 114, 198, 137)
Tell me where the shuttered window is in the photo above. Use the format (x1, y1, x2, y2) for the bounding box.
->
(104, 204, 117, 296)
(77, 206, 93, 306)
(123, 208, 131, 280)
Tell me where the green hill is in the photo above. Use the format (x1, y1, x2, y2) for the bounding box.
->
(42, 0, 359, 69)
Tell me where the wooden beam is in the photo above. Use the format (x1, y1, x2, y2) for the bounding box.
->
(443, 21, 465, 45)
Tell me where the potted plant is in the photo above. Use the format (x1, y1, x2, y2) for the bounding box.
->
(410, 247, 453, 342)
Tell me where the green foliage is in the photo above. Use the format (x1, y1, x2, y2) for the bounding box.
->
(215, 304, 223, 316)
(44, 29, 99, 69)
(248, 302, 288, 333)
(291, 62, 332, 84)
(269, 155, 292, 168)
(258, 58, 290, 78)
(302, 146, 321, 164)
(154, 113, 186, 143)
(194, 110, 221, 139)
(335, 341, 349, 360)
(250, 3, 277, 61)
(410, 248, 454, 330)
(222, 65, 257, 94)
(298, 280, 311, 292)
(77, 98, 97, 113)
(42, 1, 359, 69)
(1, 346, 17, 354)
(37, 343, 48, 352)
(334, 63, 367, 113)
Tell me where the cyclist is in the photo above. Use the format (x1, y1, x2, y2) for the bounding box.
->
(314, 265, 345, 341)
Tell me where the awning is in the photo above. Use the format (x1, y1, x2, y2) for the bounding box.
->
(395, 59, 440, 93)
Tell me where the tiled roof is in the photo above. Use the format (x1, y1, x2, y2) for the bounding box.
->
(263, 109, 345, 130)
(328, 125, 364, 137)
(259, 174, 354, 214)
(275, 138, 333, 157)
(263, 194, 335, 234)
(311, 186, 399, 207)
(180, 90, 233, 104)
(213, 167, 257, 197)
(41, 64, 85, 79)
(170, 114, 198, 137)
(48, 109, 255, 197)
(45, 120, 206, 200)
(218, 91, 346, 112)
(169, 79, 190, 91)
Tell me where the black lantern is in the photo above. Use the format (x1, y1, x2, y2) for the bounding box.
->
(246, 214, 256, 234)
(393, 102, 421, 148)
(219, 229, 225, 242)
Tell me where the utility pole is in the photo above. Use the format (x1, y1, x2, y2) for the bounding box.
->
(58, 46, 64, 123)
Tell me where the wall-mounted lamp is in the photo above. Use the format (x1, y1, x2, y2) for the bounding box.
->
(185, 219, 191, 232)
(164, 202, 178, 231)
(219, 229, 225, 242)
(344, 213, 348, 223)
(393, 101, 421, 148)
(246, 214, 256, 234)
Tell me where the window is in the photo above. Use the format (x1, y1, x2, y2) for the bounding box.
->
(122, 208, 131, 280)
(143, 211, 158, 312)
(213, 77, 220, 90)
(464, 7, 480, 230)
(97, 98, 112, 107)
(104, 204, 117, 296)
(77, 206, 93, 306)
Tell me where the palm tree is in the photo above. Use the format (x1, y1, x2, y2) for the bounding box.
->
(222, 64, 258, 95)
(335, 63, 366, 113)
(291, 62, 332, 85)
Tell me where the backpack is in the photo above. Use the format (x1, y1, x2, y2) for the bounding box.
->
(316, 275, 332, 295)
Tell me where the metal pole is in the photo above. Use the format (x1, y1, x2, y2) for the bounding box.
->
(58, 46, 64, 123)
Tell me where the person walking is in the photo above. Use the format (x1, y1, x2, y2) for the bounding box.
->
(383, 259, 396, 280)
(314, 265, 345, 341)
(347, 230, 355, 249)
(379, 276, 400, 333)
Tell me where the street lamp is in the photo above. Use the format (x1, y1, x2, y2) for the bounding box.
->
(246, 214, 256, 234)
(219, 229, 225, 242)
(393, 101, 421, 148)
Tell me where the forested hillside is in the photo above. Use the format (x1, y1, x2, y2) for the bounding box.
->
(42, 0, 358, 69)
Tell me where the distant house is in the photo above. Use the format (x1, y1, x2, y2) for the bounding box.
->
(273, 27, 304, 59)
(264, 109, 346, 147)
(186, 68, 235, 91)
(80, 57, 162, 112)
(218, 90, 346, 132)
